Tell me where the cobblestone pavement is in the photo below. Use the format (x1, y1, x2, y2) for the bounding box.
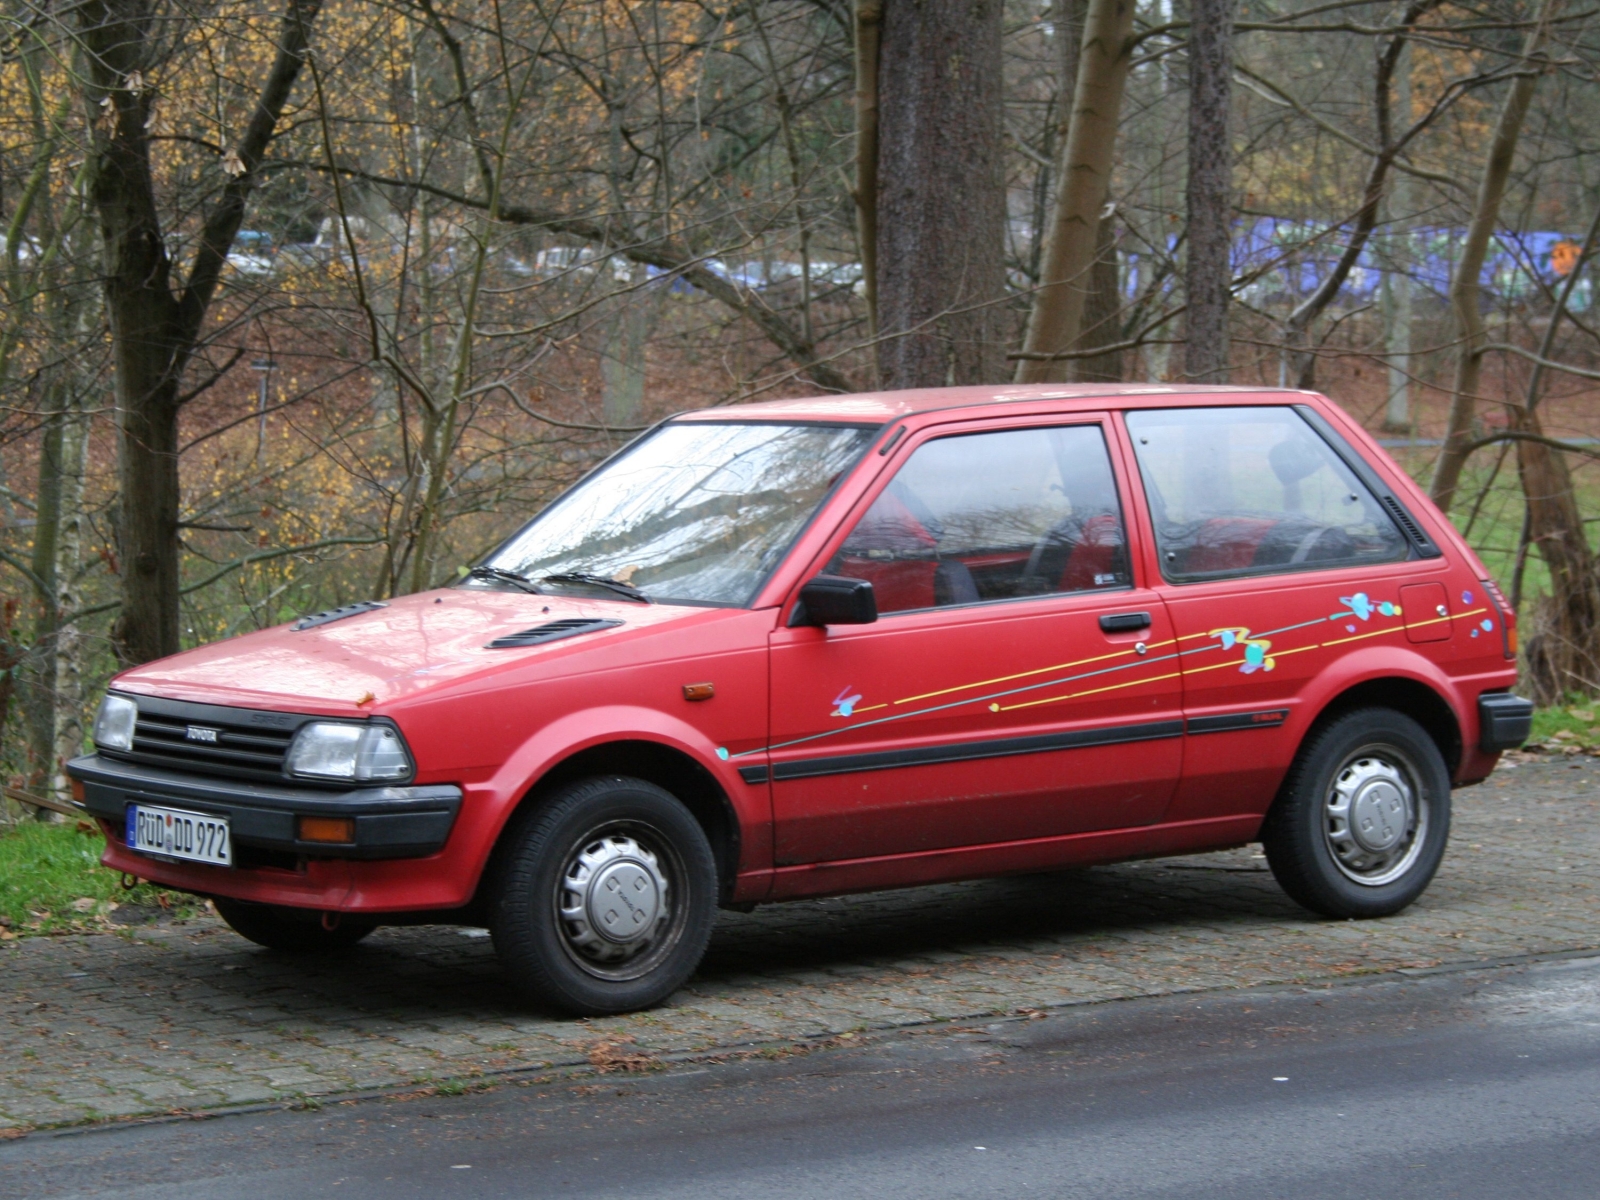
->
(2, 757, 1596, 1132)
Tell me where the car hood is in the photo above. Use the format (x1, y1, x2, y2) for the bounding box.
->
(111, 589, 725, 715)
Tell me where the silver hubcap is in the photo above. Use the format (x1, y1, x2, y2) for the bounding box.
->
(558, 834, 671, 971)
(1324, 749, 1427, 886)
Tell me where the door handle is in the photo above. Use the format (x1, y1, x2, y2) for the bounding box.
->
(1099, 611, 1152, 633)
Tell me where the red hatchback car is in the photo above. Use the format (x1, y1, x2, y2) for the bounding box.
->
(71, 384, 1532, 1014)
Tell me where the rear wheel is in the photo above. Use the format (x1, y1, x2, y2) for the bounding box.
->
(214, 898, 377, 952)
(1261, 707, 1451, 918)
(490, 776, 717, 1016)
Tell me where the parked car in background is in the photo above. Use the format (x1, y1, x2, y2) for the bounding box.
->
(71, 384, 1530, 1015)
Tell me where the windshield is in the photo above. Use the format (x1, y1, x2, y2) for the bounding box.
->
(476, 421, 878, 606)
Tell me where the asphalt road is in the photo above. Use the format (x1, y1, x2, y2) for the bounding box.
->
(5, 952, 1599, 1200)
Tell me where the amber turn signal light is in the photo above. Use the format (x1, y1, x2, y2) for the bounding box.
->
(298, 816, 356, 844)
(682, 682, 715, 702)
(70, 778, 85, 804)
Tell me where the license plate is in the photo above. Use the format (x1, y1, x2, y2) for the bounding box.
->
(126, 804, 232, 867)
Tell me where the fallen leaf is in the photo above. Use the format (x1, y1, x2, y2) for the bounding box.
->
(586, 1038, 659, 1074)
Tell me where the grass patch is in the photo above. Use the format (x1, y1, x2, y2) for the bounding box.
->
(1528, 702, 1600, 750)
(0, 820, 194, 938)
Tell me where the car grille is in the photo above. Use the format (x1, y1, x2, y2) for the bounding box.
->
(101, 694, 317, 784)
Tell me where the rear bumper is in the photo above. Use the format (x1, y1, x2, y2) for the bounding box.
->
(1478, 693, 1534, 752)
(67, 754, 462, 861)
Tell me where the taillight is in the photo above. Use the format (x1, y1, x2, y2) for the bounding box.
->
(1480, 578, 1516, 659)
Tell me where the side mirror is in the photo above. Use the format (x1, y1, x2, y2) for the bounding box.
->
(792, 574, 877, 627)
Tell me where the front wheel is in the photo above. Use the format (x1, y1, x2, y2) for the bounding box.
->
(1261, 707, 1451, 918)
(490, 776, 718, 1016)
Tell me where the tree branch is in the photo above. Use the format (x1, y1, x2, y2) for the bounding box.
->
(178, 0, 323, 342)
(267, 161, 854, 393)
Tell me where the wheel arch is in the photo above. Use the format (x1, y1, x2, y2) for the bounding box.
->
(493, 739, 742, 905)
(1306, 676, 1463, 776)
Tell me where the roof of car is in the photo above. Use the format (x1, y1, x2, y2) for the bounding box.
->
(673, 383, 1309, 424)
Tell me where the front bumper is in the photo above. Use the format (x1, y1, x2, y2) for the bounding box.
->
(67, 754, 462, 861)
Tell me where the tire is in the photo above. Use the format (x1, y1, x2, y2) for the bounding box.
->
(214, 898, 377, 952)
(1261, 707, 1451, 919)
(489, 776, 718, 1017)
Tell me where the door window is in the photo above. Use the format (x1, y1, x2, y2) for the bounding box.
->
(1124, 406, 1407, 583)
(826, 425, 1130, 614)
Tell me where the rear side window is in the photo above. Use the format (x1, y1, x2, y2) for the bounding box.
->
(1124, 406, 1407, 583)
(827, 424, 1130, 614)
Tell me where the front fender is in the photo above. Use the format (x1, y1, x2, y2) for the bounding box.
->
(445, 705, 770, 899)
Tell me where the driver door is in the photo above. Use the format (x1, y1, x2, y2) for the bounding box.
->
(767, 418, 1184, 866)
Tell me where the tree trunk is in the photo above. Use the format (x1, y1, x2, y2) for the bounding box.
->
(1182, 0, 1234, 382)
(23, 376, 66, 799)
(854, 0, 881, 382)
(1015, 0, 1136, 383)
(1429, 0, 1560, 512)
(876, 0, 1007, 388)
(1515, 410, 1600, 705)
(1077, 214, 1125, 382)
(0, 602, 22, 796)
(51, 394, 89, 799)
(1505, 201, 1600, 702)
(78, 0, 322, 664)
(1056, 0, 1123, 383)
(602, 272, 652, 428)
(1382, 42, 1415, 431)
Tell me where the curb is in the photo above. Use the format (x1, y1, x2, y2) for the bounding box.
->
(10, 941, 1598, 1144)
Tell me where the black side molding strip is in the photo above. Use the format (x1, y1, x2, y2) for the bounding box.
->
(738, 765, 770, 785)
(1186, 709, 1289, 735)
(767, 719, 1184, 783)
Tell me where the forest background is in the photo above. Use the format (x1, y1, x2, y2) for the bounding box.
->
(4, 0, 1600, 818)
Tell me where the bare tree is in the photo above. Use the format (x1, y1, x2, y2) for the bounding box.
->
(75, 0, 323, 664)
(1430, 0, 1563, 512)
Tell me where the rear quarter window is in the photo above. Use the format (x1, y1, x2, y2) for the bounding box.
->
(1125, 406, 1408, 583)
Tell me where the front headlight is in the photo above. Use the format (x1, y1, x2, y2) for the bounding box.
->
(284, 722, 413, 783)
(93, 694, 139, 752)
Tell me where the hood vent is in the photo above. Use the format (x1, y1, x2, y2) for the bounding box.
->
(486, 618, 623, 649)
(292, 600, 388, 631)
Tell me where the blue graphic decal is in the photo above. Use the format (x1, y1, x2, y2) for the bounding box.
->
(1212, 627, 1275, 673)
(1462, 590, 1475, 604)
(1341, 592, 1375, 620)
(831, 686, 864, 718)
(716, 747, 730, 761)
(1337, 592, 1400, 622)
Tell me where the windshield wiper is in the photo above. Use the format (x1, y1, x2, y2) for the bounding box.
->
(537, 572, 652, 603)
(465, 565, 544, 595)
